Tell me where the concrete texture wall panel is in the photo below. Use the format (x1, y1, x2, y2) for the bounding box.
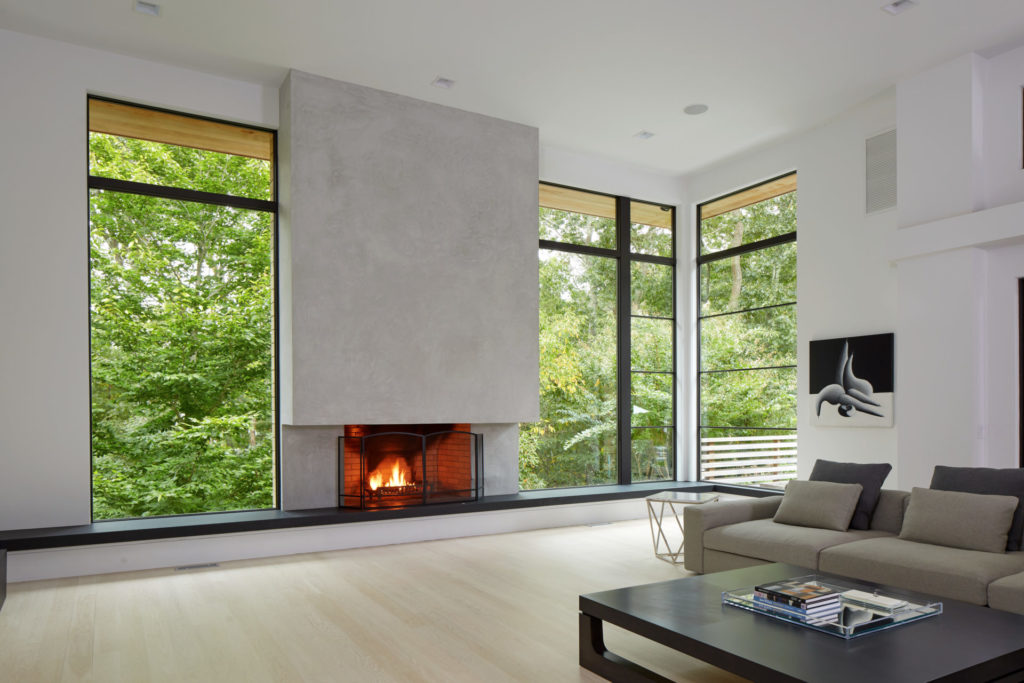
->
(283, 70, 539, 426)
(473, 423, 521, 496)
(280, 426, 339, 510)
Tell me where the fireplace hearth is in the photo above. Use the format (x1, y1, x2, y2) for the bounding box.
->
(338, 424, 482, 509)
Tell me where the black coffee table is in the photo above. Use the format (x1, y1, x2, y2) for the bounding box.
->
(580, 563, 1024, 682)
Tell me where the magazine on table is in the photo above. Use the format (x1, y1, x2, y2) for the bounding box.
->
(753, 579, 839, 608)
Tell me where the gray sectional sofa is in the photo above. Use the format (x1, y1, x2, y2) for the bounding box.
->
(682, 490, 1024, 614)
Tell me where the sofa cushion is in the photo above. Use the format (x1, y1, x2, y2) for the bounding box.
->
(773, 480, 863, 531)
(900, 487, 1018, 553)
(930, 465, 1024, 551)
(809, 459, 892, 530)
(703, 518, 891, 570)
(683, 496, 783, 574)
(819, 537, 1024, 605)
(869, 489, 910, 534)
(988, 572, 1024, 615)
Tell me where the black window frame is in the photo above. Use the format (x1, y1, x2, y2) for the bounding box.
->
(86, 95, 281, 520)
(695, 172, 797, 486)
(536, 181, 677, 487)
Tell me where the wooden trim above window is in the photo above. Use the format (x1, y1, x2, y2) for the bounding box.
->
(699, 172, 796, 221)
(540, 183, 616, 220)
(88, 98, 273, 161)
(630, 200, 674, 230)
(540, 183, 673, 229)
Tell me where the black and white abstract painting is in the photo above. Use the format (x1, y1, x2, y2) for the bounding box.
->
(809, 333, 894, 427)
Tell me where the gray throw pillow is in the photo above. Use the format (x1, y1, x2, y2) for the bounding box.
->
(809, 459, 892, 530)
(930, 466, 1024, 551)
(773, 480, 863, 531)
(900, 487, 1019, 554)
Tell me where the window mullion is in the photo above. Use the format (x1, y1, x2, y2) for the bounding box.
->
(616, 196, 631, 485)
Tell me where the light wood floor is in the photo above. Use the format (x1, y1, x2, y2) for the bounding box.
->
(0, 519, 747, 682)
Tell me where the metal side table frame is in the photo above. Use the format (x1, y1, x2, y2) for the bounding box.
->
(645, 491, 720, 564)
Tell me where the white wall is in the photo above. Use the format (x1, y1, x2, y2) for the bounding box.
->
(899, 44, 1024, 221)
(540, 145, 685, 206)
(896, 248, 988, 488)
(0, 29, 277, 531)
(982, 44, 1024, 210)
(890, 46, 1024, 487)
(897, 54, 984, 228)
(985, 243, 1024, 462)
(683, 91, 900, 481)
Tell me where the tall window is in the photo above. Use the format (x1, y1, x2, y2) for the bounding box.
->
(519, 183, 675, 490)
(697, 173, 797, 488)
(88, 98, 277, 519)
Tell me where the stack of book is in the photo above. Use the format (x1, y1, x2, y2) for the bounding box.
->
(752, 579, 842, 624)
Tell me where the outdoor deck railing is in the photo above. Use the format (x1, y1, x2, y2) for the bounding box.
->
(699, 433, 797, 489)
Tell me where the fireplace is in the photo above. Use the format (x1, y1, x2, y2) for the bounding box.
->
(338, 424, 482, 509)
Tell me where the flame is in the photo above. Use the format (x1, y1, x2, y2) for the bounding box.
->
(367, 456, 413, 491)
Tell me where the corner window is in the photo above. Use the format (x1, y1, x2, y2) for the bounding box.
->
(697, 173, 797, 489)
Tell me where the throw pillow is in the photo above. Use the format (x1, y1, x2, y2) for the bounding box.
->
(930, 466, 1024, 551)
(900, 487, 1018, 553)
(809, 459, 892, 530)
(773, 480, 863, 531)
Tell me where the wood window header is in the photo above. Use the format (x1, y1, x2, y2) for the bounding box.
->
(699, 172, 796, 221)
(539, 183, 673, 229)
(630, 200, 674, 230)
(88, 98, 273, 161)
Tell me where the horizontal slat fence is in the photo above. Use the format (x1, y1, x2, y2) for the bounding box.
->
(700, 433, 797, 488)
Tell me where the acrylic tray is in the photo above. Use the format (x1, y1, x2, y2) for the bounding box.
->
(722, 575, 942, 639)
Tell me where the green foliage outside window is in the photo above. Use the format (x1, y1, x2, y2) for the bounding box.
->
(699, 191, 796, 475)
(520, 203, 676, 490)
(89, 133, 275, 519)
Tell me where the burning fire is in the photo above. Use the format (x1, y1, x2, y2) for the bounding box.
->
(367, 456, 414, 491)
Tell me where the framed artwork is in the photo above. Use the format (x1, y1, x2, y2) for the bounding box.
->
(809, 333, 894, 427)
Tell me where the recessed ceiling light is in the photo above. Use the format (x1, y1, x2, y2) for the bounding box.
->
(633, 130, 655, 140)
(431, 76, 456, 89)
(881, 0, 917, 15)
(683, 104, 709, 116)
(134, 1, 160, 16)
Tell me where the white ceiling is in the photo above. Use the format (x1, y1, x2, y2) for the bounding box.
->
(4, 0, 1024, 175)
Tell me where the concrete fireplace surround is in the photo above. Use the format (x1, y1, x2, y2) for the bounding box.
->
(277, 71, 540, 508)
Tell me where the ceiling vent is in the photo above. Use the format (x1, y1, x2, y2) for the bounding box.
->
(866, 129, 897, 214)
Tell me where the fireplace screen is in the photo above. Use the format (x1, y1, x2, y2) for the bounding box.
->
(338, 424, 482, 509)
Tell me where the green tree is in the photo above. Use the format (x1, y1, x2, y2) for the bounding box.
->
(698, 191, 797, 486)
(520, 206, 677, 489)
(699, 192, 797, 435)
(520, 208, 619, 489)
(89, 134, 274, 519)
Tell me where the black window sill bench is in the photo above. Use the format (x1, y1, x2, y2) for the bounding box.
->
(0, 481, 778, 612)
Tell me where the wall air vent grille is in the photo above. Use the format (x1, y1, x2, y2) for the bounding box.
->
(866, 129, 897, 213)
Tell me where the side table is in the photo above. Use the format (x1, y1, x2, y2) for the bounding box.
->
(646, 491, 720, 564)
